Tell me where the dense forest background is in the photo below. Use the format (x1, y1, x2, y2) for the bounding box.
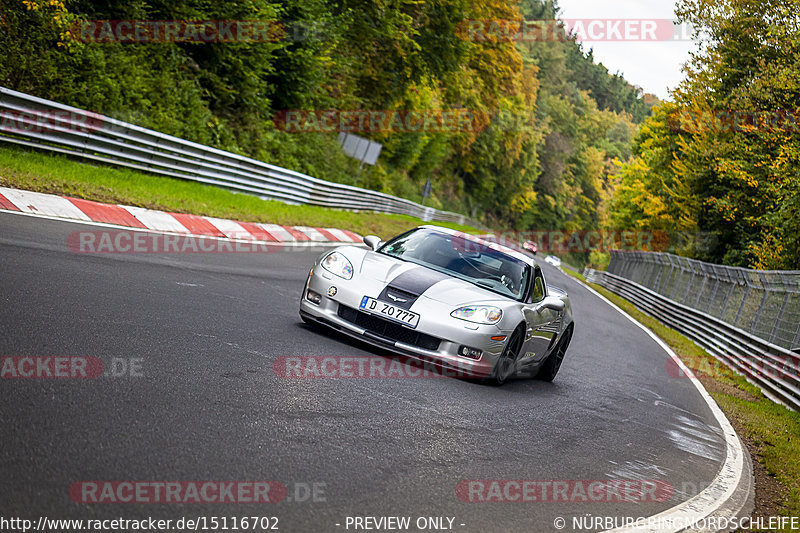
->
(611, 0, 800, 270)
(2, 0, 797, 269)
(0, 0, 651, 238)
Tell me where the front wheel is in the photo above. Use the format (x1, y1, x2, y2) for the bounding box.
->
(537, 327, 572, 382)
(493, 328, 523, 386)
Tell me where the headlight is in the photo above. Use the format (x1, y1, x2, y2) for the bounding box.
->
(321, 251, 354, 280)
(451, 305, 503, 324)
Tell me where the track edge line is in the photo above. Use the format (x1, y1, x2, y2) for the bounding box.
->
(573, 276, 754, 533)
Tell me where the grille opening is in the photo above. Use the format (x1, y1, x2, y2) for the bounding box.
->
(337, 305, 441, 351)
(383, 286, 418, 300)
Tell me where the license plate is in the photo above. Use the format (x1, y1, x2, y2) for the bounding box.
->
(359, 296, 419, 328)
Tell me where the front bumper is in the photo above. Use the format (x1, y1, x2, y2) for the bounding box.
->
(299, 268, 509, 378)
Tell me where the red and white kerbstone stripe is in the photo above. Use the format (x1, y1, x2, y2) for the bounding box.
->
(0, 186, 363, 245)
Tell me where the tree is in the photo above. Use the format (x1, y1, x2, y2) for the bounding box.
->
(613, 0, 800, 268)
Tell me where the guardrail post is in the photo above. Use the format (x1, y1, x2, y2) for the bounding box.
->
(682, 260, 697, 304)
(751, 289, 770, 335)
(637, 252, 647, 282)
(734, 283, 751, 328)
(707, 278, 720, 314)
(671, 262, 685, 300)
(648, 254, 664, 290)
(661, 254, 676, 295)
(608, 251, 618, 274)
(770, 292, 791, 344)
(621, 252, 631, 278)
(694, 274, 708, 309)
(80, 120, 92, 154)
(628, 253, 639, 281)
(719, 268, 739, 319)
(794, 320, 800, 350)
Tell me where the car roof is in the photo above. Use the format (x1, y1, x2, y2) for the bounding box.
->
(418, 225, 538, 268)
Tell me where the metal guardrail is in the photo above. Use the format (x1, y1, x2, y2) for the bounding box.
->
(607, 250, 800, 352)
(584, 267, 800, 412)
(0, 87, 485, 230)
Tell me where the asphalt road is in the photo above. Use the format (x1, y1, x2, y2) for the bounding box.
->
(0, 212, 728, 533)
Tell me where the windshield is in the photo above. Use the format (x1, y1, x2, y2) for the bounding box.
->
(379, 229, 531, 300)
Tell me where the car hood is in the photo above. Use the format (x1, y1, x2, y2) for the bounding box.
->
(354, 248, 513, 306)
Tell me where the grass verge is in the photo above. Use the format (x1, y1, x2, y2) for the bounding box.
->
(0, 146, 482, 239)
(564, 268, 799, 529)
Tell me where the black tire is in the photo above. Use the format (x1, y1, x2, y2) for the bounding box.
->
(493, 327, 524, 386)
(537, 326, 572, 382)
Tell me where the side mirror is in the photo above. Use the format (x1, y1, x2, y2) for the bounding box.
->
(536, 295, 565, 313)
(363, 235, 382, 251)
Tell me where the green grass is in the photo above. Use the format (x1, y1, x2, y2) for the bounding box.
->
(564, 269, 800, 525)
(0, 146, 482, 239)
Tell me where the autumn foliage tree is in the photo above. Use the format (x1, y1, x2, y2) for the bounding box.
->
(1, 0, 650, 244)
(612, 0, 800, 269)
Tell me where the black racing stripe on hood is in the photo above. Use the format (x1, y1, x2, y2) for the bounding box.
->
(377, 267, 450, 310)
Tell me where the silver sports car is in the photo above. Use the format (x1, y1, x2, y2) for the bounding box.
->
(299, 226, 574, 384)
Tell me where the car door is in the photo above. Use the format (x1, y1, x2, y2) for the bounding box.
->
(519, 266, 560, 367)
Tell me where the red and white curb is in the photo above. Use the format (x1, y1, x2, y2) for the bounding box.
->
(0, 186, 363, 249)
